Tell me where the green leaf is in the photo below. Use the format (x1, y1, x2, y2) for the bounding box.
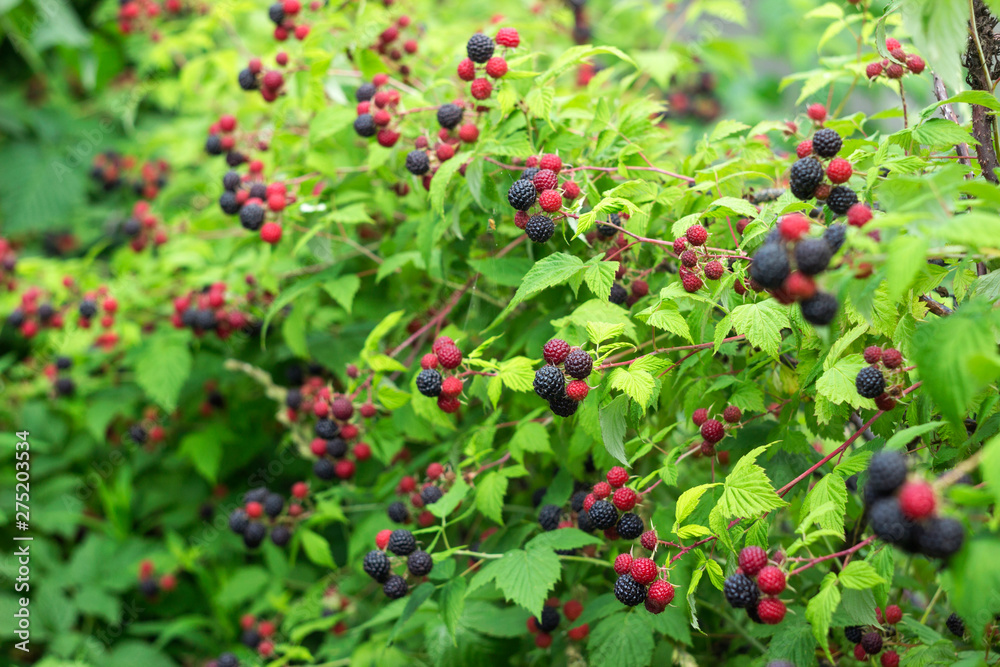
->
(728, 300, 789, 357)
(366, 354, 408, 373)
(716, 445, 787, 519)
(799, 474, 848, 532)
(388, 582, 435, 643)
(948, 537, 1000, 641)
(588, 611, 656, 667)
(478, 547, 561, 616)
(298, 529, 336, 569)
(527, 528, 602, 551)
(816, 354, 873, 409)
(134, 334, 191, 413)
(911, 118, 975, 148)
(377, 384, 411, 410)
(642, 301, 693, 343)
(587, 321, 626, 345)
(177, 425, 226, 483)
(106, 641, 177, 667)
(838, 561, 886, 590)
(492, 253, 585, 325)
(430, 153, 467, 214)
(509, 421, 551, 462)
(885, 422, 946, 450)
(428, 478, 470, 519)
(320, 274, 361, 313)
(497, 357, 536, 393)
(599, 395, 629, 466)
(584, 257, 618, 302)
(806, 573, 841, 659)
(920, 90, 1000, 119)
(364, 310, 406, 354)
(539, 44, 637, 84)
(440, 577, 466, 643)
(674, 483, 719, 527)
(980, 435, 1000, 521)
(607, 367, 655, 407)
(474, 472, 507, 524)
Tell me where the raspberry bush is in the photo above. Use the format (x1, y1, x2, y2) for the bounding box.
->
(3, 1, 1000, 666)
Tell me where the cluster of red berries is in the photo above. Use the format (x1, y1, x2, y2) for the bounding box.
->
(228, 483, 309, 549)
(855, 345, 907, 409)
(456, 28, 519, 101)
(266, 0, 315, 42)
(402, 102, 480, 190)
(505, 153, 585, 244)
(6, 286, 66, 339)
(120, 200, 169, 251)
(137, 558, 178, 600)
(116, 0, 185, 37)
(236, 54, 294, 103)
(352, 74, 404, 148)
(387, 461, 455, 526)
(238, 613, 280, 658)
(577, 466, 647, 541)
(125, 406, 169, 447)
(363, 528, 434, 599)
(612, 550, 676, 614)
(661, 70, 722, 124)
(369, 14, 420, 70)
(689, 405, 742, 460)
(526, 598, 589, 647)
(672, 223, 726, 292)
(7, 284, 120, 351)
(217, 161, 292, 244)
(532, 339, 594, 417)
(414, 336, 466, 413)
(866, 37, 925, 81)
(0, 237, 16, 291)
(722, 546, 787, 625)
(844, 606, 903, 665)
(170, 283, 257, 338)
(291, 388, 373, 481)
(90, 151, 170, 199)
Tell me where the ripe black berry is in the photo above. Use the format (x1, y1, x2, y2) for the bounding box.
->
(238, 68, 258, 91)
(354, 114, 376, 137)
(577, 510, 593, 532)
(128, 425, 146, 445)
(205, 135, 223, 155)
(570, 490, 588, 513)
(244, 487, 269, 504)
(285, 388, 302, 409)
(437, 103, 464, 130)
(271, 525, 291, 546)
(794, 238, 833, 275)
(507, 179, 537, 211)
(866, 450, 907, 499)
(241, 628, 261, 648)
(597, 213, 621, 238)
(139, 579, 159, 598)
(383, 574, 409, 599)
(917, 517, 964, 558)
(946, 613, 965, 636)
(421, 485, 443, 505)
(268, 2, 284, 24)
(55, 356, 72, 370)
(122, 218, 141, 237)
(229, 509, 249, 534)
(533, 365, 565, 401)
(263, 492, 284, 518)
(860, 631, 883, 655)
(823, 223, 847, 253)
(225, 151, 246, 167)
(326, 438, 347, 458)
(845, 625, 863, 643)
(723, 573, 759, 609)
(363, 550, 392, 582)
(243, 522, 267, 548)
(466, 33, 495, 63)
(588, 500, 618, 530)
(387, 501, 409, 523)
(856, 366, 886, 399)
(526, 214, 554, 243)
(614, 573, 647, 606)
(537, 606, 560, 632)
(388, 529, 417, 556)
(314, 458, 335, 480)
(355, 83, 376, 102)
(868, 498, 916, 546)
(79, 300, 97, 318)
(827, 186, 858, 215)
(617, 512, 644, 540)
(749, 242, 790, 289)
(789, 157, 824, 200)
(416, 369, 443, 397)
(54, 378, 75, 397)
(315, 418, 339, 439)
(407, 550, 434, 577)
(223, 171, 241, 191)
(812, 128, 843, 158)
(538, 504, 561, 531)
(218, 653, 239, 667)
(520, 167, 539, 182)
(563, 348, 593, 380)
(800, 292, 838, 325)
(239, 203, 265, 231)
(549, 393, 579, 417)
(405, 150, 430, 176)
(609, 283, 627, 304)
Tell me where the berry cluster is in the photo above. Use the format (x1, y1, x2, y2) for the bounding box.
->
(236, 54, 292, 103)
(506, 154, 581, 243)
(855, 345, 907, 410)
(170, 283, 260, 339)
(660, 70, 722, 124)
(124, 406, 168, 447)
(295, 390, 372, 481)
(228, 483, 309, 548)
(363, 528, 433, 599)
(266, 0, 317, 42)
(578, 467, 646, 541)
(689, 405, 743, 460)
(526, 597, 589, 647)
(42, 355, 76, 398)
(414, 336, 467, 413)
(369, 14, 420, 71)
(8, 285, 121, 352)
(137, 559, 177, 599)
(352, 74, 403, 148)
(533, 339, 594, 417)
(0, 237, 16, 291)
(89, 151, 170, 199)
(671, 223, 725, 292)
(863, 451, 964, 558)
(118, 200, 169, 251)
(722, 546, 787, 625)
(612, 550, 675, 614)
(790, 123, 870, 223)
(387, 461, 454, 526)
(457, 29, 519, 102)
(217, 164, 290, 244)
(238, 614, 279, 659)
(843, 604, 903, 665)
(116, 0, 186, 37)
(866, 37, 926, 80)
(749, 213, 845, 326)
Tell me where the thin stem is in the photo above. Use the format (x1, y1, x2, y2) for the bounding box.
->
(389, 276, 477, 358)
(787, 536, 877, 577)
(599, 335, 745, 371)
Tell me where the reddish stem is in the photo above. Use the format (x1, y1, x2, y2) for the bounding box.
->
(599, 335, 746, 371)
(787, 536, 877, 577)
